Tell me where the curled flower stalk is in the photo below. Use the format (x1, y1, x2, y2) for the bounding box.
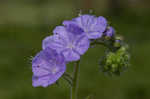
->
(31, 14, 130, 99)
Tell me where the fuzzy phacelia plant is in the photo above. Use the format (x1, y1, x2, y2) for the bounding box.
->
(32, 14, 130, 99)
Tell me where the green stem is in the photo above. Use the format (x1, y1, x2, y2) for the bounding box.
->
(71, 60, 80, 99)
(90, 39, 119, 52)
(90, 41, 106, 47)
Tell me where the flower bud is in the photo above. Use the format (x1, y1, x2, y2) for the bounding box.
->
(113, 39, 121, 48)
(99, 46, 130, 76)
(104, 26, 115, 40)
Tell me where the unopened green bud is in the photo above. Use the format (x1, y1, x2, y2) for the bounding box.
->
(105, 36, 111, 40)
(114, 40, 121, 48)
(115, 35, 124, 41)
(99, 45, 130, 76)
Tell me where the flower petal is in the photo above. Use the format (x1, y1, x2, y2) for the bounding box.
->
(105, 26, 115, 37)
(63, 20, 76, 26)
(66, 24, 84, 35)
(32, 50, 52, 77)
(72, 15, 107, 39)
(32, 64, 66, 87)
(32, 75, 51, 87)
(53, 26, 70, 43)
(74, 15, 96, 29)
(87, 31, 103, 39)
(62, 49, 80, 61)
(74, 35, 90, 55)
(96, 16, 107, 32)
(32, 47, 66, 87)
(42, 35, 66, 53)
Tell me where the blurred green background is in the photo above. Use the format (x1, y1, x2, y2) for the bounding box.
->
(0, 0, 150, 99)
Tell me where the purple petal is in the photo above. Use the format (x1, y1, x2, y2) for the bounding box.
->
(53, 25, 77, 42)
(32, 75, 51, 87)
(32, 63, 66, 87)
(65, 15, 107, 39)
(87, 31, 103, 39)
(63, 20, 76, 26)
(66, 24, 84, 35)
(105, 26, 115, 37)
(53, 26, 71, 44)
(32, 49, 53, 77)
(62, 49, 80, 61)
(53, 26, 68, 39)
(32, 47, 66, 87)
(53, 26, 65, 35)
(95, 16, 107, 33)
(42, 35, 67, 53)
(32, 64, 66, 87)
(74, 34, 90, 55)
(74, 15, 96, 29)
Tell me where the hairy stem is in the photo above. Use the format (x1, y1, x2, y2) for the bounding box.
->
(71, 60, 80, 99)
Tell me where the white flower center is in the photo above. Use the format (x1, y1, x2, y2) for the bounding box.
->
(51, 67, 59, 74)
(67, 43, 74, 49)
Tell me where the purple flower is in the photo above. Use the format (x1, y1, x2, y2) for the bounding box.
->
(63, 14, 107, 39)
(104, 26, 115, 37)
(32, 47, 66, 87)
(42, 24, 90, 62)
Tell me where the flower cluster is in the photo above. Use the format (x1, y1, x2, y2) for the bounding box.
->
(32, 14, 122, 87)
(99, 45, 130, 76)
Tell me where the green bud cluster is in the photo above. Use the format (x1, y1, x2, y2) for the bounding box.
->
(99, 45, 130, 76)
